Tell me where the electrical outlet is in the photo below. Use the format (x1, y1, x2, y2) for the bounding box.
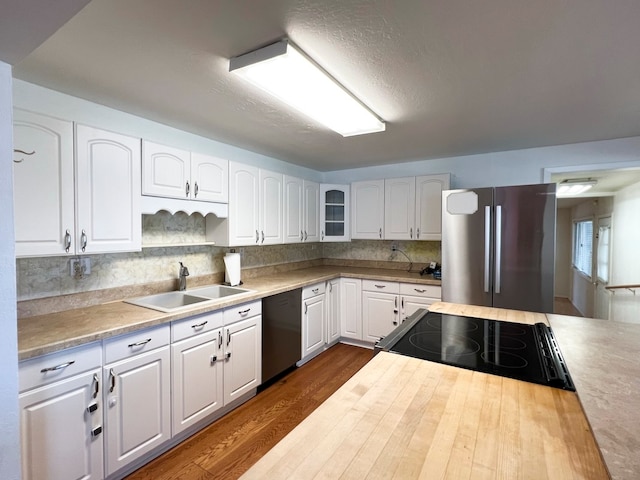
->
(391, 243, 398, 251)
(70, 258, 91, 277)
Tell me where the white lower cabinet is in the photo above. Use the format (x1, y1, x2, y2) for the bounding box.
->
(222, 301, 262, 405)
(103, 325, 171, 477)
(171, 325, 223, 434)
(340, 278, 362, 340)
(19, 343, 103, 480)
(326, 279, 340, 346)
(362, 280, 401, 342)
(400, 283, 442, 321)
(301, 283, 326, 363)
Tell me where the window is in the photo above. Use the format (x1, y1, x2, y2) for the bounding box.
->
(573, 220, 593, 277)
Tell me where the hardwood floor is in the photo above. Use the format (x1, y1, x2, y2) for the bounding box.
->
(554, 296, 583, 316)
(125, 343, 373, 480)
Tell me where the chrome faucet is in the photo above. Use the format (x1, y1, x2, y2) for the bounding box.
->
(178, 262, 189, 291)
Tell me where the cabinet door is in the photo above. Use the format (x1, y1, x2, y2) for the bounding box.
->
(283, 175, 303, 243)
(320, 184, 350, 242)
(171, 330, 223, 435)
(191, 152, 228, 203)
(303, 180, 320, 242)
(104, 347, 171, 476)
(224, 316, 262, 405)
(259, 169, 283, 245)
(228, 162, 260, 246)
(76, 125, 141, 254)
(362, 291, 399, 342)
(340, 278, 362, 339)
(401, 295, 437, 322)
(385, 177, 416, 240)
(142, 140, 191, 199)
(302, 294, 325, 359)
(415, 174, 450, 240)
(351, 180, 384, 239)
(13, 109, 75, 257)
(20, 369, 103, 480)
(326, 279, 340, 345)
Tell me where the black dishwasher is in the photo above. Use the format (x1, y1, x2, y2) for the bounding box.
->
(261, 288, 302, 385)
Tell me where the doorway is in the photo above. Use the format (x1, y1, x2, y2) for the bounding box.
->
(594, 216, 611, 319)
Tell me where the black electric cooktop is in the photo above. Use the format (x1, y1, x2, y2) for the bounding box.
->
(375, 310, 575, 391)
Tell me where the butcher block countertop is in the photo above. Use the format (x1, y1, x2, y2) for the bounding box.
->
(242, 303, 613, 480)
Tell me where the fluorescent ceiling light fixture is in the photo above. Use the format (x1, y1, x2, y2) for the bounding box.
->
(557, 178, 597, 196)
(229, 39, 385, 137)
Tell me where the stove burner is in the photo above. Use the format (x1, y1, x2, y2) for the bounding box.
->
(484, 335, 527, 350)
(408, 333, 481, 357)
(426, 316, 479, 332)
(480, 351, 528, 369)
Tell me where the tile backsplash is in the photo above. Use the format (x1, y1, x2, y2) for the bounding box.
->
(16, 213, 441, 303)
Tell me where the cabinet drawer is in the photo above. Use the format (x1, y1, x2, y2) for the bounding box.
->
(223, 300, 262, 325)
(302, 282, 326, 299)
(19, 342, 102, 392)
(104, 324, 170, 364)
(399, 283, 441, 299)
(362, 279, 399, 293)
(172, 310, 223, 342)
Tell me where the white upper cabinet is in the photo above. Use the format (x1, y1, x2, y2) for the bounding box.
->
(384, 177, 416, 240)
(228, 162, 260, 246)
(142, 141, 228, 203)
(320, 184, 350, 242)
(13, 109, 75, 257)
(283, 175, 304, 243)
(351, 180, 385, 239)
(259, 169, 283, 245)
(303, 180, 320, 242)
(415, 174, 450, 240)
(76, 125, 142, 254)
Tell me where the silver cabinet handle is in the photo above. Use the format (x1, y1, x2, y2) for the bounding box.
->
(227, 329, 231, 346)
(128, 338, 151, 348)
(185, 181, 190, 197)
(91, 425, 103, 438)
(40, 360, 75, 373)
(401, 297, 404, 309)
(484, 206, 491, 293)
(301, 230, 304, 241)
(414, 288, 426, 293)
(410, 227, 413, 239)
(261, 230, 265, 244)
(226, 352, 231, 360)
(64, 229, 72, 253)
(417, 228, 420, 239)
(256, 230, 259, 244)
(191, 320, 208, 329)
(218, 330, 223, 349)
(395, 296, 398, 308)
(329, 282, 333, 292)
(374, 284, 386, 289)
(92, 373, 99, 399)
(495, 205, 503, 294)
(210, 355, 217, 364)
(194, 182, 199, 198)
(321, 230, 324, 241)
(312, 288, 319, 294)
(109, 368, 116, 393)
(379, 228, 382, 239)
(304, 230, 308, 241)
(304, 302, 308, 314)
(80, 229, 87, 252)
(239, 308, 251, 315)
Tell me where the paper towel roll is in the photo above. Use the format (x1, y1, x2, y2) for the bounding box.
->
(224, 252, 241, 286)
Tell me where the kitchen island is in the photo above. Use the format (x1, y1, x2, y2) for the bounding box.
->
(241, 302, 616, 480)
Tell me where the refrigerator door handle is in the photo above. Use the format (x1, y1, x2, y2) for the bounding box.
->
(484, 206, 491, 293)
(495, 205, 502, 294)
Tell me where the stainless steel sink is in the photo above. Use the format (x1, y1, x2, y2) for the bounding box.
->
(125, 285, 253, 313)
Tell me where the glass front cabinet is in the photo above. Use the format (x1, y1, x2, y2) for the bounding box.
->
(320, 184, 350, 242)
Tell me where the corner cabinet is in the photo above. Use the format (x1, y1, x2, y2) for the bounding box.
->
(13, 112, 142, 256)
(320, 184, 350, 242)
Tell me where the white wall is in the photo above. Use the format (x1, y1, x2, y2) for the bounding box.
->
(0, 62, 21, 480)
(13, 80, 322, 182)
(610, 181, 640, 323)
(323, 136, 640, 188)
(554, 208, 571, 298)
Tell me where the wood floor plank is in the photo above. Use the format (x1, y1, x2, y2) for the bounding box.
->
(125, 343, 373, 480)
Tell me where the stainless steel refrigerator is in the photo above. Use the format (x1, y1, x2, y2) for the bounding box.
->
(442, 183, 556, 313)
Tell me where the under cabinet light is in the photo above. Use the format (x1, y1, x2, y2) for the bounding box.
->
(229, 39, 385, 137)
(557, 178, 597, 196)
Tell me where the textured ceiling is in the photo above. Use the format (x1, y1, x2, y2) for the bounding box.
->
(11, 0, 640, 171)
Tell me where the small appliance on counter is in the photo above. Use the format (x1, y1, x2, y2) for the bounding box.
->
(419, 262, 441, 280)
(224, 251, 242, 286)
